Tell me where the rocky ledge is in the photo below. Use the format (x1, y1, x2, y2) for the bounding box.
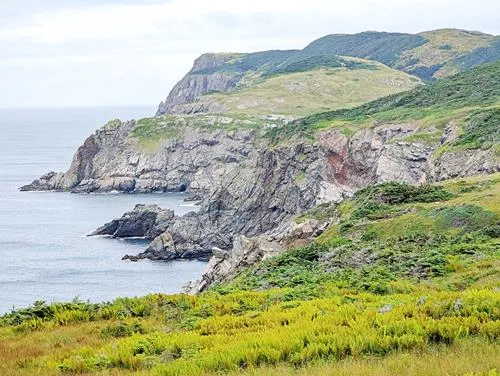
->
(89, 204, 175, 239)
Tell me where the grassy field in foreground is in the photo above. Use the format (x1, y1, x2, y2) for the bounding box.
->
(1, 174, 499, 375)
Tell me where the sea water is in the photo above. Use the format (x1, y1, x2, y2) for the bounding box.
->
(0, 107, 206, 313)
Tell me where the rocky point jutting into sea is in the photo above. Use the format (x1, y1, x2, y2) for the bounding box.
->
(22, 30, 500, 292)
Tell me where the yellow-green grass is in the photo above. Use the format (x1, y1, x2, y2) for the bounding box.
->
(231, 338, 499, 376)
(1, 286, 499, 376)
(201, 62, 421, 117)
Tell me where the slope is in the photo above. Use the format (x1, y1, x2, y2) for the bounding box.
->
(267, 61, 500, 151)
(157, 29, 499, 115)
(188, 58, 421, 116)
(1, 174, 499, 376)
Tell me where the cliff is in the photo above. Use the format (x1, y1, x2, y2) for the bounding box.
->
(22, 47, 500, 292)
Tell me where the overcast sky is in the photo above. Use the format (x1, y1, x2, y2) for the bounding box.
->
(0, 0, 499, 108)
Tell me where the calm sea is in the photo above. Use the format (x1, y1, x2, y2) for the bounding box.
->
(0, 107, 206, 314)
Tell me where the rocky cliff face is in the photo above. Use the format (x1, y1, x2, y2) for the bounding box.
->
(25, 117, 498, 290)
(156, 53, 245, 116)
(21, 119, 256, 194)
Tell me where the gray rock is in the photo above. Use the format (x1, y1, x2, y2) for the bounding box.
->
(378, 304, 393, 313)
(156, 53, 244, 116)
(89, 204, 174, 239)
(22, 119, 500, 289)
(417, 296, 427, 306)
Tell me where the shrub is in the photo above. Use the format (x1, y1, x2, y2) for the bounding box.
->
(100, 321, 146, 338)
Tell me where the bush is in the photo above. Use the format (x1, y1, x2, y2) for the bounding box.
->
(355, 182, 455, 205)
(100, 321, 146, 338)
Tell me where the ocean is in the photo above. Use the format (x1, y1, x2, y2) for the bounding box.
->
(0, 107, 207, 314)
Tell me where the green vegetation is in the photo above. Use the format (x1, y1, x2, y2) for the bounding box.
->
(455, 38, 500, 71)
(193, 29, 499, 83)
(265, 61, 500, 145)
(302, 31, 427, 67)
(397, 29, 496, 80)
(191, 50, 297, 75)
(129, 59, 423, 149)
(129, 114, 286, 151)
(193, 51, 379, 79)
(1, 174, 499, 376)
(226, 178, 499, 293)
(453, 108, 500, 149)
(202, 62, 420, 117)
(131, 116, 182, 150)
(301, 29, 498, 81)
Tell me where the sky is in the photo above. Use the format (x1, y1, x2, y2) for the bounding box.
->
(0, 0, 499, 109)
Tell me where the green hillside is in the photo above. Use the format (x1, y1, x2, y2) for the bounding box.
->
(189, 29, 499, 83)
(267, 61, 500, 147)
(199, 59, 421, 116)
(304, 29, 497, 81)
(1, 174, 499, 376)
(131, 62, 500, 153)
(301, 31, 427, 67)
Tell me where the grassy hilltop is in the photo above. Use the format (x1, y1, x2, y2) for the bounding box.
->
(199, 59, 420, 117)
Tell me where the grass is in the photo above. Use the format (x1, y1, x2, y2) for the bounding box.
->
(199, 60, 420, 117)
(130, 116, 182, 151)
(453, 107, 500, 149)
(129, 113, 286, 151)
(265, 61, 500, 145)
(1, 174, 499, 375)
(228, 338, 500, 376)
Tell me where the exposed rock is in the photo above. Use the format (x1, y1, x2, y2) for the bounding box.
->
(417, 296, 427, 306)
(192, 232, 290, 293)
(431, 148, 500, 181)
(89, 204, 174, 239)
(156, 53, 244, 115)
(184, 193, 204, 203)
(25, 119, 500, 290)
(21, 120, 257, 194)
(378, 304, 393, 314)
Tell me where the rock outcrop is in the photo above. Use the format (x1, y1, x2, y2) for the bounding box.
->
(192, 218, 329, 292)
(21, 120, 257, 194)
(156, 53, 245, 116)
(89, 204, 175, 239)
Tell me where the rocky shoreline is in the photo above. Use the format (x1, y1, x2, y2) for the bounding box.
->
(32, 118, 496, 291)
(20, 52, 500, 291)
